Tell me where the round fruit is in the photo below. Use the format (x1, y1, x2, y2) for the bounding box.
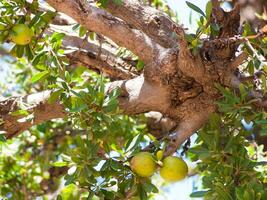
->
(160, 156, 188, 182)
(10, 24, 32, 45)
(130, 152, 156, 177)
(156, 150, 164, 160)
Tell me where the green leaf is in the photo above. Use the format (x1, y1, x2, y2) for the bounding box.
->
(0, 134, 6, 142)
(100, 160, 110, 171)
(255, 120, 267, 125)
(53, 161, 68, 167)
(11, 109, 29, 116)
(205, 1, 212, 20)
(60, 184, 78, 198)
(186, 1, 206, 17)
(139, 184, 148, 200)
(136, 60, 145, 71)
(41, 11, 57, 23)
(142, 182, 159, 193)
(56, 195, 63, 200)
(188, 145, 210, 160)
(48, 89, 63, 104)
(98, 0, 108, 7)
(190, 190, 209, 198)
(65, 71, 71, 83)
(31, 70, 50, 83)
(72, 24, 80, 31)
(89, 32, 95, 40)
(25, 44, 34, 60)
(79, 26, 87, 37)
(125, 134, 142, 152)
(110, 160, 122, 171)
(32, 52, 45, 66)
(247, 60, 254, 75)
(16, 45, 25, 58)
(210, 23, 220, 37)
(185, 33, 196, 43)
(51, 32, 65, 43)
(239, 83, 247, 101)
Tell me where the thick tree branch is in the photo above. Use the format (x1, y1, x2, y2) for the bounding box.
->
(48, 25, 139, 79)
(46, 0, 164, 64)
(107, 76, 170, 114)
(67, 51, 136, 80)
(164, 94, 216, 155)
(0, 77, 170, 138)
(145, 112, 177, 138)
(0, 91, 65, 139)
(104, 0, 177, 48)
(160, 26, 213, 90)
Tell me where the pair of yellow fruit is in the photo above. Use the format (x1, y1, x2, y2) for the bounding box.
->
(130, 152, 188, 182)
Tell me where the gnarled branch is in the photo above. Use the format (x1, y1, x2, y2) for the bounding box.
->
(0, 76, 170, 138)
(104, 0, 178, 48)
(46, 0, 164, 64)
(67, 51, 136, 80)
(0, 91, 65, 139)
(48, 25, 139, 79)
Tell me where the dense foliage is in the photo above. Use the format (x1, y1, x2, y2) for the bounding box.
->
(0, 0, 267, 199)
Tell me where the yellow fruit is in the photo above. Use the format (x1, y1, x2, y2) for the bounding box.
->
(130, 152, 156, 177)
(156, 150, 164, 160)
(160, 156, 188, 182)
(10, 24, 32, 45)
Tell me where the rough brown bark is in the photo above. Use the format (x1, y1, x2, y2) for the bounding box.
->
(0, 91, 65, 139)
(67, 51, 136, 80)
(104, 0, 178, 48)
(1, 77, 170, 139)
(48, 25, 140, 79)
(46, 0, 165, 65)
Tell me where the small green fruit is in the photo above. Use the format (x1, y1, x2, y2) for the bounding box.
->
(160, 156, 188, 182)
(10, 24, 32, 45)
(130, 152, 156, 177)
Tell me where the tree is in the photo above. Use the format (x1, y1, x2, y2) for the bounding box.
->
(0, 0, 267, 199)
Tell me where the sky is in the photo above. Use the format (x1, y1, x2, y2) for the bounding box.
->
(168, 0, 209, 31)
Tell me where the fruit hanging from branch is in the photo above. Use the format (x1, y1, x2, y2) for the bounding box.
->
(159, 156, 188, 182)
(130, 152, 156, 178)
(10, 24, 32, 45)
